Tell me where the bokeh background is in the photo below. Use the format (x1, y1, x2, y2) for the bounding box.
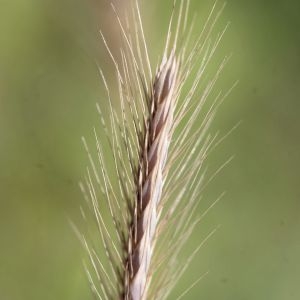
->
(1, 0, 299, 299)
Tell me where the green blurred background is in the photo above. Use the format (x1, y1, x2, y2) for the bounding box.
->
(0, 0, 299, 299)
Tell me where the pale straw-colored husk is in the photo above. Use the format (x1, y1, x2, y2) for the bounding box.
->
(125, 53, 178, 300)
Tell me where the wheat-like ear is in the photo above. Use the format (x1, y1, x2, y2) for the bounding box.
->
(78, 1, 231, 299)
(124, 51, 179, 300)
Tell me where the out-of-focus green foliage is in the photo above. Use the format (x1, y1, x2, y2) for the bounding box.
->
(0, 0, 299, 299)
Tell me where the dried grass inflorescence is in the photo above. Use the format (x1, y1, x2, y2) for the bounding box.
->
(126, 53, 178, 300)
(77, 1, 231, 299)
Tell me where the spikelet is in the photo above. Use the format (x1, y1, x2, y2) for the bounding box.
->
(77, 1, 232, 299)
